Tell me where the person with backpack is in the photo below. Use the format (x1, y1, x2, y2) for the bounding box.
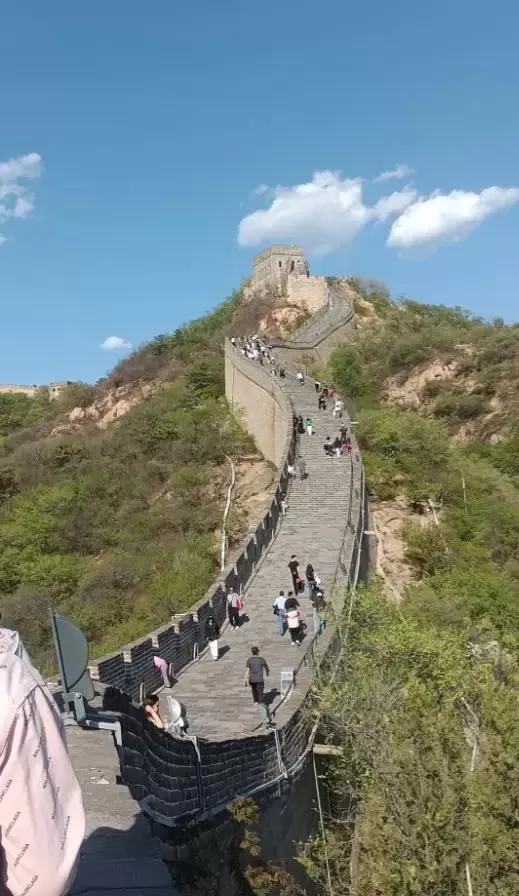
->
(272, 591, 287, 636)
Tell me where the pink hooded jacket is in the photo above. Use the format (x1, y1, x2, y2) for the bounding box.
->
(0, 651, 86, 896)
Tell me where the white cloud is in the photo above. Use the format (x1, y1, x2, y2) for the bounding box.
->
(100, 336, 133, 352)
(239, 169, 519, 256)
(374, 164, 413, 183)
(0, 152, 42, 243)
(373, 186, 417, 221)
(238, 170, 416, 254)
(387, 186, 519, 249)
(249, 184, 271, 199)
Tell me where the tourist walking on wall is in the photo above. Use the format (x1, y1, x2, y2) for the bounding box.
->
(244, 647, 273, 726)
(298, 456, 307, 480)
(305, 417, 313, 436)
(311, 587, 327, 636)
(297, 370, 304, 385)
(286, 605, 302, 645)
(273, 591, 287, 636)
(285, 591, 299, 611)
(280, 493, 288, 516)
(306, 562, 316, 591)
(333, 398, 344, 419)
(288, 555, 299, 591)
(205, 614, 220, 660)
(227, 588, 241, 629)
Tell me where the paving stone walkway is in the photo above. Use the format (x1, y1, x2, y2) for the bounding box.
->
(162, 372, 353, 739)
(67, 726, 178, 895)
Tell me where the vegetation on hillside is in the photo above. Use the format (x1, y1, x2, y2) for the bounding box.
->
(0, 291, 265, 671)
(330, 277, 519, 441)
(301, 283, 519, 894)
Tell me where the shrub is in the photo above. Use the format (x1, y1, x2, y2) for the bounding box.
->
(433, 393, 459, 418)
(455, 394, 490, 420)
(402, 521, 450, 577)
(421, 379, 443, 399)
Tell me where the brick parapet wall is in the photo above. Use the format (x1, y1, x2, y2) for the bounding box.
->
(102, 676, 319, 825)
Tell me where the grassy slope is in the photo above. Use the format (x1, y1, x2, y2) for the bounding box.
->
(0, 291, 269, 671)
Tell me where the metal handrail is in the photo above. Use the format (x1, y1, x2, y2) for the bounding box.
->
(220, 455, 236, 572)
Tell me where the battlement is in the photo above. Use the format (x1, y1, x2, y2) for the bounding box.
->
(0, 383, 40, 396)
(253, 244, 305, 264)
(0, 380, 74, 399)
(251, 244, 309, 295)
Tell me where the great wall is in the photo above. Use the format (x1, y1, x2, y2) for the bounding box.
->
(39, 247, 367, 894)
(0, 380, 71, 398)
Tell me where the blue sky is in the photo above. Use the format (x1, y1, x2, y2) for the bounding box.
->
(1, 0, 518, 385)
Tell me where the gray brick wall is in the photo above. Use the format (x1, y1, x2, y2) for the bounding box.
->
(103, 686, 300, 821)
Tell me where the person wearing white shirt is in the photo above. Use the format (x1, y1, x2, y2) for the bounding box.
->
(272, 592, 287, 636)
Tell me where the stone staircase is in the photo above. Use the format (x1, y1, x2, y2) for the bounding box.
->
(163, 370, 353, 738)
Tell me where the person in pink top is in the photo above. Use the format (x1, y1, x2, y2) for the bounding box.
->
(0, 650, 86, 896)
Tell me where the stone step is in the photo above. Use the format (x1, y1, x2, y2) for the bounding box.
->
(69, 857, 178, 895)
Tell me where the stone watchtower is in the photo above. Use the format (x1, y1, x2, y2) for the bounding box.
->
(250, 245, 309, 297)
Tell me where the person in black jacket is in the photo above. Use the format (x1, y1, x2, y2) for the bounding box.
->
(205, 615, 220, 661)
(306, 562, 316, 590)
(288, 555, 299, 591)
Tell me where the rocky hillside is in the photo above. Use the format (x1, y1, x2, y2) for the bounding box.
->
(345, 277, 519, 444)
(0, 290, 276, 671)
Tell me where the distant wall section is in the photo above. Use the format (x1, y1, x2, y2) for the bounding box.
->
(270, 282, 357, 366)
(225, 340, 291, 467)
(286, 274, 327, 314)
(0, 380, 73, 400)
